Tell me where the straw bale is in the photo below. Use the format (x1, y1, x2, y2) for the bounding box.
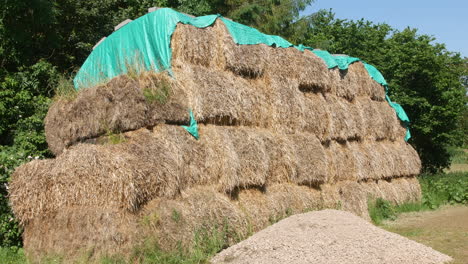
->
(12, 127, 190, 223)
(394, 141, 422, 176)
(236, 184, 323, 231)
(267, 47, 331, 93)
(175, 64, 270, 128)
(325, 94, 363, 141)
(140, 186, 249, 251)
(328, 67, 359, 101)
(221, 40, 270, 79)
(356, 97, 387, 140)
(369, 78, 386, 102)
(389, 177, 420, 204)
(171, 21, 224, 69)
(261, 132, 297, 184)
(222, 127, 269, 191)
(335, 181, 369, 219)
(370, 141, 396, 180)
(348, 141, 402, 181)
(361, 177, 421, 205)
(23, 206, 138, 260)
(339, 61, 386, 101)
(375, 100, 400, 141)
(267, 77, 306, 133)
(324, 141, 357, 183)
(376, 179, 402, 204)
(301, 89, 332, 142)
(350, 62, 373, 97)
(320, 181, 370, 220)
(348, 141, 369, 181)
(326, 61, 387, 102)
(139, 72, 190, 122)
(45, 76, 146, 155)
(45, 73, 189, 155)
(289, 133, 328, 186)
(405, 177, 423, 201)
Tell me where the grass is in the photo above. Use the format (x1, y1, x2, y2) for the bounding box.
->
(142, 78, 171, 105)
(0, 247, 27, 264)
(102, 223, 234, 264)
(368, 171, 468, 225)
(447, 147, 468, 172)
(448, 147, 468, 164)
(53, 74, 77, 101)
(383, 206, 468, 264)
(105, 131, 126, 145)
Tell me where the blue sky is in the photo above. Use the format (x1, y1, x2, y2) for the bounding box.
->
(302, 0, 467, 57)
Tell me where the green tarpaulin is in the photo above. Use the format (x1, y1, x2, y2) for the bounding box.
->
(73, 8, 411, 141)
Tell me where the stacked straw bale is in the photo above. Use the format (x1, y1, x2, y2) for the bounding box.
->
(11, 18, 422, 260)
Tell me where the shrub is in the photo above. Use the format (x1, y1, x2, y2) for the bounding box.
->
(368, 198, 397, 225)
(420, 172, 468, 208)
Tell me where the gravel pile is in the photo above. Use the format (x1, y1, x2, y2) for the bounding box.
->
(211, 209, 452, 264)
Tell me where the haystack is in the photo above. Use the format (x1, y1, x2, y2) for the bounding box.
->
(10, 8, 422, 261)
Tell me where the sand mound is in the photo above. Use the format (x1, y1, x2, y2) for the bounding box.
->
(211, 210, 452, 264)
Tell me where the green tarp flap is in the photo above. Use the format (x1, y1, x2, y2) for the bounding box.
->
(311, 50, 339, 68)
(73, 7, 411, 141)
(333, 55, 361, 70)
(182, 110, 199, 139)
(386, 95, 411, 141)
(220, 17, 294, 48)
(363, 63, 388, 87)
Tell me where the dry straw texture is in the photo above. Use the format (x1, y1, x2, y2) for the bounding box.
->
(46, 19, 406, 155)
(11, 18, 423, 260)
(19, 179, 421, 258)
(11, 125, 420, 225)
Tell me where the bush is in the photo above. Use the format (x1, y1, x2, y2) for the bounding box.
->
(368, 198, 397, 225)
(0, 62, 56, 248)
(420, 172, 468, 208)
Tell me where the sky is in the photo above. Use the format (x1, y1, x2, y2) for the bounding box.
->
(302, 0, 468, 57)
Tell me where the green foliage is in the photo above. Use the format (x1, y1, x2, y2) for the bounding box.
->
(368, 198, 397, 225)
(448, 147, 468, 164)
(53, 75, 77, 101)
(0, 247, 27, 264)
(0, 61, 56, 248)
(420, 172, 468, 208)
(225, 0, 314, 39)
(302, 10, 468, 173)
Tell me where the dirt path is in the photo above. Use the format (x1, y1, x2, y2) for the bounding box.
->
(383, 205, 468, 264)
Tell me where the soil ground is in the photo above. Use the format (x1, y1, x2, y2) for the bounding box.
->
(383, 205, 468, 264)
